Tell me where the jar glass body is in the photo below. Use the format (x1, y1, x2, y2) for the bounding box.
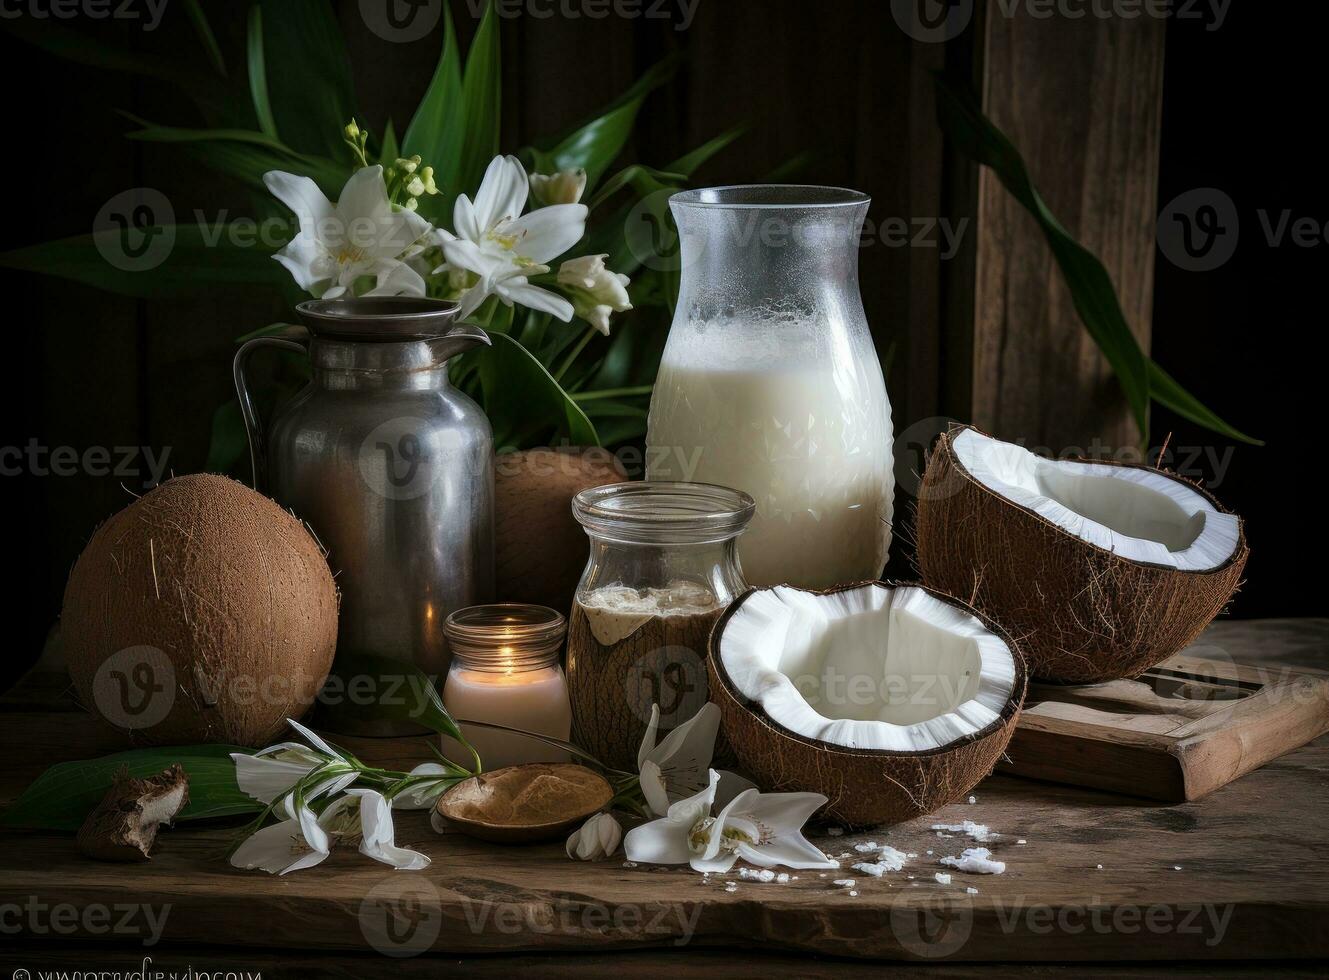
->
(645, 185, 895, 589)
(441, 604, 570, 771)
(565, 483, 753, 770)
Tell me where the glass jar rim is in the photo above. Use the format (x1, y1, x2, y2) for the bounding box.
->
(670, 184, 869, 211)
(444, 603, 567, 669)
(573, 481, 756, 544)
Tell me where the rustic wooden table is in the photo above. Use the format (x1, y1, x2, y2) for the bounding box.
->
(1, 619, 1326, 976)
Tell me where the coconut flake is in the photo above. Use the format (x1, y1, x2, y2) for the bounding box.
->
(832, 879, 855, 888)
(934, 872, 952, 885)
(939, 847, 1006, 875)
(739, 868, 777, 883)
(931, 820, 994, 842)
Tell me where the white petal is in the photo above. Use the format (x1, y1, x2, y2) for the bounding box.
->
(701, 787, 757, 862)
(689, 851, 738, 874)
(732, 791, 827, 836)
(364, 208, 431, 261)
(453, 193, 482, 244)
(286, 718, 344, 760)
(665, 769, 720, 824)
(648, 704, 719, 776)
(263, 171, 334, 233)
(502, 204, 588, 263)
(363, 259, 427, 297)
(335, 165, 392, 223)
(736, 837, 838, 870)
(440, 236, 494, 277)
(231, 753, 317, 804)
(496, 279, 574, 321)
(472, 155, 528, 231)
(271, 236, 330, 293)
(623, 817, 693, 865)
(455, 282, 492, 320)
(230, 819, 324, 874)
(639, 760, 672, 818)
(637, 703, 661, 772)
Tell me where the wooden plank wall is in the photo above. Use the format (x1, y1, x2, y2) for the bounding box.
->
(960, 0, 1167, 453)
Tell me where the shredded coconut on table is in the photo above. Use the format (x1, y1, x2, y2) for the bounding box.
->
(931, 820, 995, 842)
(832, 879, 855, 888)
(934, 872, 952, 885)
(939, 847, 1006, 875)
(738, 868, 777, 883)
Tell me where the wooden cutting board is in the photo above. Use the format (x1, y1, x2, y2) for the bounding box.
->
(1002, 645, 1329, 802)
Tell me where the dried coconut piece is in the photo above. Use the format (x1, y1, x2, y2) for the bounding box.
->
(939, 847, 1006, 875)
(76, 765, 189, 862)
(931, 820, 994, 842)
(935, 872, 952, 885)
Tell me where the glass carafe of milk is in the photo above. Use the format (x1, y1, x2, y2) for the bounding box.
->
(646, 185, 893, 588)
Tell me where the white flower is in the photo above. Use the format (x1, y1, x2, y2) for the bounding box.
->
(557, 253, 632, 336)
(346, 789, 431, 871)
(230, 788, 429, 875)
(529, 168, 587, 206)
(230, 794, 346, 875)
(623, 770, 836, 874)
(435, 154, 588, 320)
(231, 719, 357, 814)
(565, 812, 623, 861)
(231, 742, 326, 805)
(264, 165, 432, 300)
(637, 703, 755, 817)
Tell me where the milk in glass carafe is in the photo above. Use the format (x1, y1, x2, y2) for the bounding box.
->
(645, 185, 893, 588)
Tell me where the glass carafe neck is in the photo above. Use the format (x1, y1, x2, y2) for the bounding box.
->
(670, 185, 869, 322)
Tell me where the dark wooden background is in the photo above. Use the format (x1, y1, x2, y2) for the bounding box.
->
(2, 1, 1319, 688)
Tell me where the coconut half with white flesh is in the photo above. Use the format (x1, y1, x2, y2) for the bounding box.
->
(917, 424, 1248, 683)
(709, 581, 1026, 827)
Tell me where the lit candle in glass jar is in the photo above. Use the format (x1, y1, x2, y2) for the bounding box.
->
(442, 604, 572, 771)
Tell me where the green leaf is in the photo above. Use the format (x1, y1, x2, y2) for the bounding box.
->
(934, 71, 1152, 444)
(456, 0, 502, 195)
(379, 119, 400, 168)
(403, 1, 464, 201)
(313, 651, 470, 752)
(528, 56, 680, 188)
(184, 0, 228, 78)
(1147, 360, 1264, 446)
(1, 746, 260, 832)
(665, 125, 746, 178)
(0, 225, 287, 298)
(464, 332, 599, 449)
(588, 164, 685, 211)
(123, 124, 346, 194)
(259, 0, 357, 158)
(247, 5, 278, 140)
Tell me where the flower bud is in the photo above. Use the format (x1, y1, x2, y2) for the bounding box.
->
(529, 168, 587, 206)
(557, 253, 632, 336)
(566, 812, 623, 861)
(344, 119, 361, 141)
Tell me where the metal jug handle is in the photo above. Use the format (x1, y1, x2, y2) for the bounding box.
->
(233, 334, 309, 491)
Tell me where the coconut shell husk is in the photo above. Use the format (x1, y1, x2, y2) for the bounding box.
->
(494, 448, 628, 613)
(62, 474, 339, 747)
(916, 424, 1248, 684)
(76, 764, 189, 862)
(709, 581, 1027, 828)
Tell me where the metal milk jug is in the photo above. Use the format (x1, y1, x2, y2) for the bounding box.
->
(234, 297, 495, 677)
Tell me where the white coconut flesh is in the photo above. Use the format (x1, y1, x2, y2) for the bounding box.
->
(951, 428, 1241, 573)
(716, 584, 1017, 753)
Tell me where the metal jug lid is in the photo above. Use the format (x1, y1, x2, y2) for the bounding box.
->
(295, 297, 463, 341)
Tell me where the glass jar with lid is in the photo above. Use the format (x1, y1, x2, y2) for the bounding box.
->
(566, 482, 755, 771)
(442, 603, 571, 771)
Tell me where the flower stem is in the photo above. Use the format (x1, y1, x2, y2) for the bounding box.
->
(554, 326, 597, 382)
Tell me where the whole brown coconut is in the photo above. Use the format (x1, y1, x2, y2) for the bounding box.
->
(709, 582, 1027, 828)
(62, 474, 339, 747)
(495, 448, 627, 612)
(917, 424, 1248, 684)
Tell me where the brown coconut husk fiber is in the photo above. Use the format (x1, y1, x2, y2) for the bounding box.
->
(709, 582, 1027, 828)
(62, 474, 339, 747)
(916, 424, 1248, 684)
